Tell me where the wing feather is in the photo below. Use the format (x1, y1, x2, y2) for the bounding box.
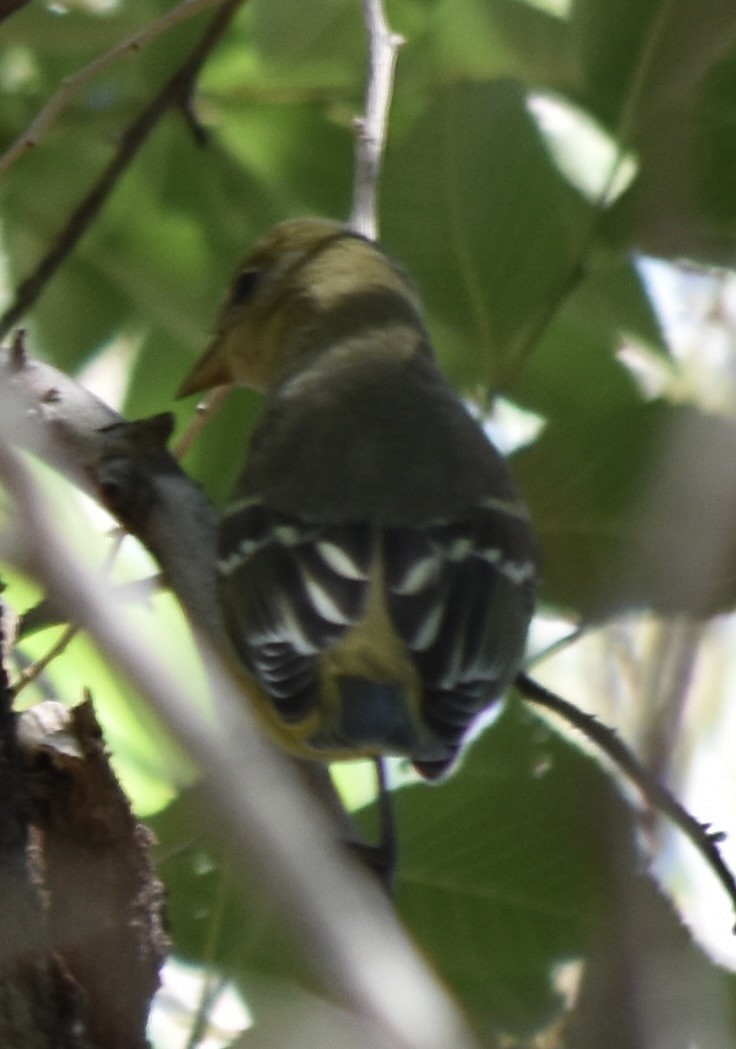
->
(384, 501, 536, 773)
(217, 497, 535, 772)
(218, 501, 371, 722)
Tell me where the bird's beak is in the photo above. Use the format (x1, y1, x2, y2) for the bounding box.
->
(176, 337, 232, 398)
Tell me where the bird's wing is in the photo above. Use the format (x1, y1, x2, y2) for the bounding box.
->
(383, 498, 536, 777)
(217, 498, 372, 723)
(218, 496, 535, 773)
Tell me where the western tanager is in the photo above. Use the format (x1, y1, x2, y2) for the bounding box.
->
(178, 219, 536, 779)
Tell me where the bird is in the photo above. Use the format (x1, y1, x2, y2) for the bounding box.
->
(178, 218, 536, 780)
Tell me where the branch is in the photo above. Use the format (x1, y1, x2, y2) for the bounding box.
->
(0, 337, 221, 638)
(0, 0, 229, 178)
(0, 0, 246, 341)
(0, 0, 32, 22)
(349, 0, 404, 240)
(21, 699, 169, 1047)
(516, 672, 736, 929)
(0, 609, 87, 1047)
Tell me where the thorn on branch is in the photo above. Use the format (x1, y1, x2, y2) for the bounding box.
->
(353, 116, 369, 141)
(10, 329, 29, 370)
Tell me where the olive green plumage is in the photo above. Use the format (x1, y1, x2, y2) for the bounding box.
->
(179, 218, 536, 778)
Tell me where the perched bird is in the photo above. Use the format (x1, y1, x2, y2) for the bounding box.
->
(178, 219, 536, 779)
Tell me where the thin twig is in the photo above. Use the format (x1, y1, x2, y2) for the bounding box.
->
(515, 672, 736, 929)
(349, 0, 404, 240)
(173, 385, 231, 460)
(10, 622, 79, 698)
(184, 972, 227, 1049)
(10, 529, 127, 697)
(0, 0, 246, 341)
(18, 574, 161, 640)
(0, 0, 225, 179)
(0, 0, 32, 22)
(525, 623, 586, 669)
(183, 862, 232, 1049)
(639, 619, 703, 787)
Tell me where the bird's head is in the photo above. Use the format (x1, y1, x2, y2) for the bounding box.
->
(177, 218, 423, 397)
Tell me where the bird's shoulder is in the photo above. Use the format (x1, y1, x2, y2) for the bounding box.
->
(239, 325, 522, 524)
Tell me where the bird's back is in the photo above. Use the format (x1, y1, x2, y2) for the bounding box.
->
(240, 318, 524, 524)
(218, 320, 536, 776)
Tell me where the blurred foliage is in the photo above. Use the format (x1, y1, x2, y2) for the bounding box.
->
(151, 699, 736, 1046)
(7, 0, 736, 616)
(4, 0, 736, 1044)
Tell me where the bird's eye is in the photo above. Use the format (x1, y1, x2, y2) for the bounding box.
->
(231, 268, 261, 305)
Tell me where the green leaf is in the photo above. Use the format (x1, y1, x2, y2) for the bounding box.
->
(251, 0, 364, 76)
(215, 100, 354, 222)
(391, 701, 612, 1035)
(150, 786, 308, 987)
(572, 0, 736, 129)
(382, 79, 592, 394)
(150, 700, 735, 1043)
(508, 254, 664, 419)
(515, 401, 736, 617)
(570, 0, 736, 263)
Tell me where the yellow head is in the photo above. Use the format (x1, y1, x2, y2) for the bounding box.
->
(177, 218, 423, 397)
